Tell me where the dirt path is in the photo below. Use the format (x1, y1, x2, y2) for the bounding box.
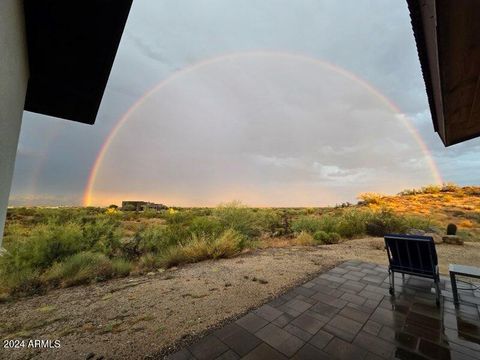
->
(1, 238, 479, 360)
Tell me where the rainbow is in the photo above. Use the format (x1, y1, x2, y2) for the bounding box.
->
(83, 50, 443, 206)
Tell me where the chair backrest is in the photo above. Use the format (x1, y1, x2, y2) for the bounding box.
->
(384, 234, 438, 277)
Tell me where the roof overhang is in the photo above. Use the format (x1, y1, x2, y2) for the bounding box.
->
(407, 0, 480, 146)
(23, 0, 133, 125)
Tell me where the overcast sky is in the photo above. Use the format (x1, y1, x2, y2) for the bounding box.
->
(10, 0, 480, 207)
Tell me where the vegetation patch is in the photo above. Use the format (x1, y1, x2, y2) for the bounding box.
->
(1, 185, 479, 298)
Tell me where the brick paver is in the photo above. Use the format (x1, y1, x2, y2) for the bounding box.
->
(167, 261, 480, 359)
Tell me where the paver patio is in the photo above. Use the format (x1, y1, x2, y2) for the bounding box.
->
(167, 260, 480, 360)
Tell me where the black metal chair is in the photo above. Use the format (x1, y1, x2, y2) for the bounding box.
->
(384, 234, 441, 306)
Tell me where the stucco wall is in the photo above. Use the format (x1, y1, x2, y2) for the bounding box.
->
(0, 0, 29, 247)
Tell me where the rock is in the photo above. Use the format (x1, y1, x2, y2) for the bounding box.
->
(85, 353, 95, 360)
(146, 272, 155, 276)
(442, 235, 463, 245)
(157, 269, 165, 273)
(425, 232, 443, 244)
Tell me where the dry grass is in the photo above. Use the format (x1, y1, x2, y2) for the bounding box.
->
(294, 231, 315, 246)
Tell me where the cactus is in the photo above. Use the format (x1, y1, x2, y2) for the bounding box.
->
(446, 223, 457, 235)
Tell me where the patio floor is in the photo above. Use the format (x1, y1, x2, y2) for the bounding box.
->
(166, 260, 480, 360)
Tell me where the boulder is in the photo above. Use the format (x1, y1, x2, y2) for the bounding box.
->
(442, 235, 463, 245)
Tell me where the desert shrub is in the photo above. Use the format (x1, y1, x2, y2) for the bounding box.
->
(0, 268, 43, 297)
(365, 209, 404, 236)
(214, 202, 261, 238)
(164, 210, 195, 226)
(291, 214, 345, 235)
(160, 229, 244, 268)
(313, 231, 341, 244)
(4, 222, 85, 271)
(136, 224, 172, 254)
(294, 231, 315, 246)
(328, 232, 341, 244)
(42, 252, 131, 288)
(159, 246, 189, 268)
(137, 253, 162, 271)
(291, 216, 323, 234)
(258, 209, 283, 236)
(118, 223, 186, 260)
(313, 230, 330, 243)
(441, 183, 460, 193)
(0, 220, 123, 295)
(188, 216, 224, 238)
(421, 185, 441, 194)
(336, 209, 369, 238)
(209, 229, 244, 258)
(358, 193, 383, 205)
(403, 216, 432, 231)
(398, 189, 419, 196)
(463, 187, 480, 196)
(142, 208, 163, 219)
(111, 258, 132, 277)
(82, 217, 122, 255)
(317, 215, 339, 234)
(364, 209, 431, 236)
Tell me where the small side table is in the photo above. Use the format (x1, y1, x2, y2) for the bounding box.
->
(449, 264, 480, 306)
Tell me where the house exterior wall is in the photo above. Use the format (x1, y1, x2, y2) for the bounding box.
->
(0, 0, 29, 247)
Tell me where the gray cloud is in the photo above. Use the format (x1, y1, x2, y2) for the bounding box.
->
(89, 53, 437, 206)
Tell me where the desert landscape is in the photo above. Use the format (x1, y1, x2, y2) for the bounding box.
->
(1, 184, 479, 359)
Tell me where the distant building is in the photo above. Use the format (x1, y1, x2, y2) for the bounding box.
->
(121, 201, 168, 212)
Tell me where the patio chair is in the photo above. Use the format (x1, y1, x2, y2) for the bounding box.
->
(384, 234, 441, 306)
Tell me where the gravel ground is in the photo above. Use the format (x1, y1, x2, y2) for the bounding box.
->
(1, 238, 479, 360)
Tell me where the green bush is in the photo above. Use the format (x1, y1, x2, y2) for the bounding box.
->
(136, 225, 172, 254)
(82, 217, 122, 256)
(364, 209, 431, 236)
(313, 231, 341, 244)
(291, 214, 342, 235)
(8, 222, 84, 271)
(214, 202, 262, 238)
(291, 216, 323, 234)
(258, 209, 284, 236)
(313, 230, 329, 243)
(365, 209, 402, 236)
(403, 215, 432, 231)
(0, 267, 43, 297)
(336, 209, 369, 238)
(165, 210, 195, 226)
(327, 232, 341, 244)
(188, 216, 224, 238)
